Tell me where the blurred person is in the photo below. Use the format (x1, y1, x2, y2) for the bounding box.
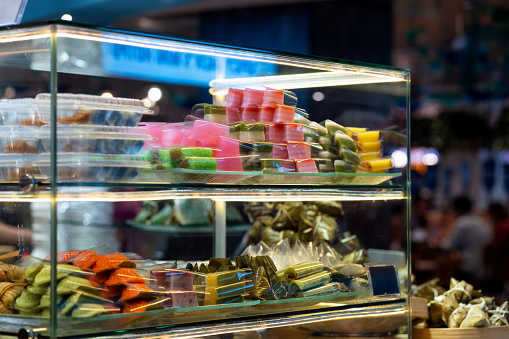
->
(484, 202, 509, 302)
(0, 202, 32, 253)
(441, 196, 492, 284)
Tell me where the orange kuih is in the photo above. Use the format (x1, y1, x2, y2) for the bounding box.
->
(73, 250, 99, 269)
(44, 250, 84, 264)
(119, 284, 153, 302)
(105, 268, 145, 286)
(100, 285, 124, 299)
(122, 300, 149, 313)
(93, 253, 136, 273)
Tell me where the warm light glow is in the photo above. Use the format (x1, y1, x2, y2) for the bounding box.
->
(391, 150, 408, 168)
(61, 14, 73, 21)
(148, 87, 162, 102)
(0, 189, 405, 202)
(101, 92, 113, 98)
(141, 98, 153, 108)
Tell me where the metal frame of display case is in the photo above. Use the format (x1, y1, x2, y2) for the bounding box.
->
(0, 21, 411, 339)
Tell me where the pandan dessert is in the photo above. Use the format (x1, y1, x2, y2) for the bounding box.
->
(240, 123, 265, 142)
(250, 142, 274, 158)
(339, 148, 362, 167)
(179, 157, 218, 171)
(314, 158, 334, 173)
(203, 104, 227, 124)
(334, 160, 356, 173)
(229, 122, 244, 140)
(334, 132, 357, 152)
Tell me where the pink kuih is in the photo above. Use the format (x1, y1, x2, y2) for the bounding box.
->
(241, 88, 264, 107)
(225, 88, 244, 107)
(263, 88, 285, 107)
(217, 136, 240, 157)
(226, 106, 241, 123)
(283, 123, 304, 142)
(272, 143, 288, 159)
(167, 269, 194, 291)
(180, 129, 197, 146)
(273, 104, 295, 123)
(191, 119, 230, 145)
(170, 291, 199, 308)
(241, 106, 259, 122)
(265, 122, 284, 143)
(294, 159, 318, 172)
(161, 128, 183, 147)
(258, 106, 275, 122)
(287, 141, 311, 159)
(281, 159, 296, 172)
(217, 156, 244, 171)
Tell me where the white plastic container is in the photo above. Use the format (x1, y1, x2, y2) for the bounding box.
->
(0, 153, 40, 181)
(0, 98, 42, 126)
(0, 126, 40, 153)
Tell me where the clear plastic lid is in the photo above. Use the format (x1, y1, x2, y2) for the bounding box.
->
(35, 93, 152, 113)
(0, 125, 40, 138)
(35, 153, 150, 168)
(0, 153, 39, 166)
(37, 125, 155, 141)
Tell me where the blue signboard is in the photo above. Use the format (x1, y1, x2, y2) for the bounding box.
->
(101, 43, 277, 87)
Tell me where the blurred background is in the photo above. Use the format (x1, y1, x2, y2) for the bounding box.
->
(4, 0, 508, 299)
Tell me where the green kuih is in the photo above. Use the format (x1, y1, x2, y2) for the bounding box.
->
(205, 281, 247, 300)
(71, 303, 111, 318)
(260, 159, 282, 171)
(25, 262, 44, 280)
(252, 142, 274, 158)
(334, 160, 356, 173)
(56, 276, 96, 295)
(179, 157, 217, 170)
(203, 104, 227, 124)
(229, 122, 244, 139)
(287, 271, 332, 296)
(295, 282, 345, 298)
(39, 294, 64, 308)
(283, 261, 324, 281)
(334, 132, 357, 152)
(15, 291, 42, 309)
(27, 284, 48, 295)
(339, 148, 361, 167)
(314, 158, 334, 173)
(324, 119, 348, 135)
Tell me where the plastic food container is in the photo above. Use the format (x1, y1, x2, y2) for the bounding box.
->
(35, 153, 150, 182)
(35, 93, 153, 127)
(0, 126, 41, 154)
(0, 154, 40, 181)
(37, 125, 155, 154)
(0, 98, 43, 126)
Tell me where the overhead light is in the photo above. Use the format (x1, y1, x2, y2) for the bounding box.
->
(101, 92, 113, 98)
(61, 14, 72, 21)
(209, 71, 405, 94)
(148, 87, 162, 102)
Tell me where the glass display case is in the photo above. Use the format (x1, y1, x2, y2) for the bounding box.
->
(0, 22, 410, 338)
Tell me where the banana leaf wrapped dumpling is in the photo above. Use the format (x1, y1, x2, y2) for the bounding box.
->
(448, 303, 469, 328)
(460, 304, 490, 328)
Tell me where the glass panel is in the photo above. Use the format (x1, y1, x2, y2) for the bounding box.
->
(0, 23, 410, 338)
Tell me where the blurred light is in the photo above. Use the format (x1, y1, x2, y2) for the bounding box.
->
(391, 150, 408, 168)
(61, 14, 72, 21)
(503, 151, 509, 163)
(58, 51, 69, 62)
(422, 153, 439, 166)
(101, 92, 113, 98)
(312, 92, 325, 101)
(148, 87, 162, 102)
(141, 98, 153, 108)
